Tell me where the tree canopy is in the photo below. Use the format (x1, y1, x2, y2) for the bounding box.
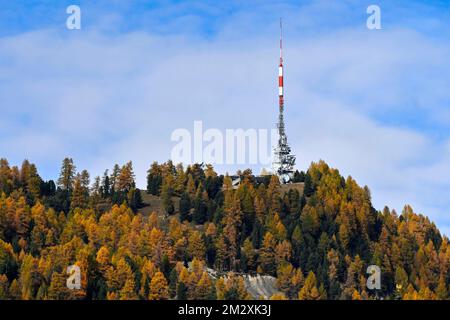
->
(0, 158, 448, 300)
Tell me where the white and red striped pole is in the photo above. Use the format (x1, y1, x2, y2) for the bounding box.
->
(278, 18, 284, 109)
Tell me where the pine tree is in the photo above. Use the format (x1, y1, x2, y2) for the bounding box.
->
(169, 268, 178, 298)
(128, 187, 143, 212)
(179, 192, 191, 222)
(110, 164, 120, 193)
(26, 163, 42, 201)
(161, 174, 175, 215)
(57, 158, 76, 191)
(101, 170, 111, 198)
(303, 173, 314, 197)
(177, 281, 187, 300)
(147, 162, 163, 195)
(192, 185, 207, 224)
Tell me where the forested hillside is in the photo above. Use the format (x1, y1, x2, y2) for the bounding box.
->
(0, 158, 448, 300)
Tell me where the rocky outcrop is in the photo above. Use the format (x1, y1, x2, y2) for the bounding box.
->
(241, 274, 279, 299)
(188, 264, 280, 299)
(204, 267, 279, 299)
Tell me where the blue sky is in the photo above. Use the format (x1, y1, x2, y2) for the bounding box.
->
(0, 0, 450, 235)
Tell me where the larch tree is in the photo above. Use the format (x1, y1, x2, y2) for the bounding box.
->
(241, 238, 256, 272)
(221, 192, 242, 270)
(187, 230, 206, 260)
(117, 162, 135, 193)
(0, 274, 9, 299)
(47, 271, 72, 300)
(195, 271, 215, 300)
(119, 278, 138, 300)
(258, 232, 277, 276)
(71, 170, 90, 209)
(299, 271, 320, 300)
(149, 271, 169, 300)
(215, 273, 250, 300)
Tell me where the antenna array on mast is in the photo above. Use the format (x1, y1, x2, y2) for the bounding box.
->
(272, 18, 296, 184)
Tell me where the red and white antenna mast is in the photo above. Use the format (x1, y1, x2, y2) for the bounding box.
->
(278, 18, 284, 99)
(280, 18, 283, 63)
(273, 18, 296, 184)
